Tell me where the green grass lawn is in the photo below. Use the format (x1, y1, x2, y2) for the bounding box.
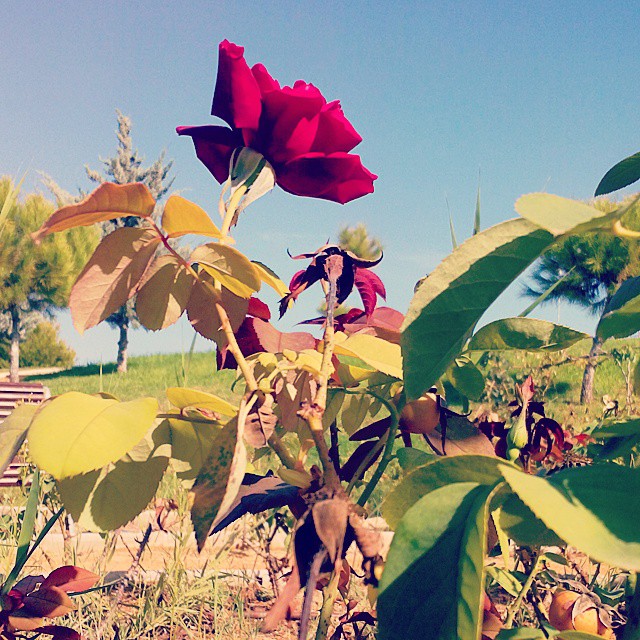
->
(23, 351, 239, 404)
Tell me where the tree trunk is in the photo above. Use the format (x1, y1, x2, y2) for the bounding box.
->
(580, 335, 603, 405)
(9, 305, 20, 383)
(116, 319, 129, 373)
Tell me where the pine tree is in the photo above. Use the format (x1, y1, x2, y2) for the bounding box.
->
(526, 195, 640, 404)
(0, 178, 97, 381)
(43, 110, 174, 372)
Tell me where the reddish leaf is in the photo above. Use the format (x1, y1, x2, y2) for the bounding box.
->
(32, 182, 156, 241)
(7, 611, 46, 631)
(354, 268, 386, 317)
(186, 275, 248, 346)
(12, 574, 45, 596)
(212, 472, 300, 533)
(339, 439, 382, 482)
(349, 416, 392, 441)
(70, 228, 161, 333)
(34, 625, 82, 640)
(247, 296, 271, 320)
(21, 586, 75, 618)
(244, 394, 277, 448)
(218, 317, 317, 369)
(41, 566, 99, 593)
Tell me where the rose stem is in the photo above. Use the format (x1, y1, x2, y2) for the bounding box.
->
(315, 567, 341, 640)
(148, 215, 295, 470)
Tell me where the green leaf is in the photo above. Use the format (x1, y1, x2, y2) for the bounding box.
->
(500, 463, 640, 571)
(395, 447, 435, 472)
(28, 392, 158, 479)
(0, 403, 39, 477)
(596, 276, 640, 340)
(190, 243, 261, 299)
(595, 150, 640, 196)
(447, 358, 485, 401)
(378, 481, 498, 640)
(496, 629, 547, 639)
(519, 266, 575, 317)
(57, 454, 168, 532)
(485, 565, 522, 598)
(166, 387, 238, 417)
(167, 417, 224, 481)
(515, 193, 622, 236)
(498, 494, 565, 547)
(468, 318, 588, 352)
(473, 185, 481, 235)
(382, 455, 507, 530)
(336, 333, 403, 379)
(591, 419, 640, 439)
(190, 415, 247, 551)
(401, 219, 554, 400)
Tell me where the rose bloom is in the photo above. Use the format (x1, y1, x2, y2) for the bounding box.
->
(177, 40, 377, 204)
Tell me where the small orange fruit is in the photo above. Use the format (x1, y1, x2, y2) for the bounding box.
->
(399, 392, 440, 436)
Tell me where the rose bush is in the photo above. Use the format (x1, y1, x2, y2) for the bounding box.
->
(177, 39, 377, 203)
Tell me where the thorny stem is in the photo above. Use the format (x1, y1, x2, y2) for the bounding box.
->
(315, 567, 341, 640)
(504, 551, 543, 629)
(300, 267, 341, 488)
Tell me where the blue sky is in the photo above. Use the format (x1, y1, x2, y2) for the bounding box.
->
(2, 1, 639, 363)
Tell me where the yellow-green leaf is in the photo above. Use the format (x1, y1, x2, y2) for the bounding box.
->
(252, 261, 289, 297)
(33, 182, 155, 241)
(190, 414, 247, 550)
(166, 416, 224, 480)
(70, 227, 161, 333)
(335, 333, 402, 379)
(57, 454, 168, 532)
(162, 195, 223, 239)
(190, 243, 261, 298)
(136, 255, 196, 330)
(28, 392, 158, 479)
(0, 404, 39, 477)
(166, 387, 238, 417)
(515, 192, 628, 236)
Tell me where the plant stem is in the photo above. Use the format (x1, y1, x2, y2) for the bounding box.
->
(220, 184, 247, 239)
(504, 552, 543, 629)
(315, 567, 341, 640)
(357, 392, 402, 508)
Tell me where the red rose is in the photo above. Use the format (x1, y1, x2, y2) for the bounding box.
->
(177, 40, 377, 204)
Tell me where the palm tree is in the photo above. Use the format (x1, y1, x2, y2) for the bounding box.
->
(526, 196, 640, 403)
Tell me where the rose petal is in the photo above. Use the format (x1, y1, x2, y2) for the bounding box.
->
(251, 63, 280, 95)
(277, 152, 377, 204)
(312, 101, 363, 154)
(211, 40, 262, 130)
(176, 125, 242, 183)
(257, 84, 325, 164)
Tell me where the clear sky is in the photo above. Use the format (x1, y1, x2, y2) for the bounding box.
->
(2, 1, 639, 363)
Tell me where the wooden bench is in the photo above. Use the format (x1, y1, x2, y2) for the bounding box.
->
(0, 382, 50, 488)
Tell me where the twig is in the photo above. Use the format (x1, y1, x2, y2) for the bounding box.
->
(504, 551, 543, 629)
(299, 550, 327, 640)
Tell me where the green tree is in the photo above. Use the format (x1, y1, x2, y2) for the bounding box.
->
(0, 178, 96, 381)
(338, 222, 383, 260)
(526, 195, 640, 404)
(44, 110, 174, 372)
(0, 321, 75, 369)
